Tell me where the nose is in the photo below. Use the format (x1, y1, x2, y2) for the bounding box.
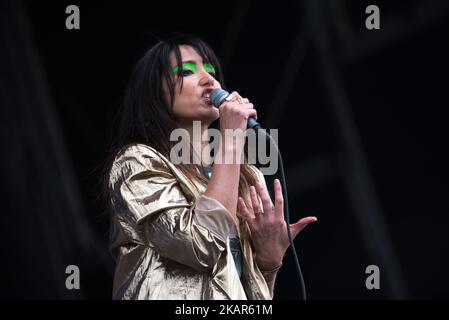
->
(199, 70, 217, 87)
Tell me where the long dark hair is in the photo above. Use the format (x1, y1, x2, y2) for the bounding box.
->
(102, 33, 258, 217)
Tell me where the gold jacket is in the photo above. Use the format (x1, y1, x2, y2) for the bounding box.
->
(108, 144, 272, 300)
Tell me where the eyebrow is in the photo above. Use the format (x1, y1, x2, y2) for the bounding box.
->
(180, 60, 199, 65)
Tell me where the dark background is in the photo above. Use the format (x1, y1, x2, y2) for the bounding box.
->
(0, 0, 447, 299)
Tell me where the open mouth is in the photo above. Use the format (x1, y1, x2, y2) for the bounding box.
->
(201, 92, 213, 106)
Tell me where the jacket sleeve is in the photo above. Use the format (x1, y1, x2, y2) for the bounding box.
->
(109, 145, 237, 272)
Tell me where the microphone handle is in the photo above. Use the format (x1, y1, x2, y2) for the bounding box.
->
(247, 117, 262, 130)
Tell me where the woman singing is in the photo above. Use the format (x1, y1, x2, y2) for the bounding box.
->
(104, 34, 316, 299)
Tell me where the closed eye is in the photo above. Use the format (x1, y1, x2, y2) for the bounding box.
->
(172, 62, 197, 77)
(180, 69, 194, 77)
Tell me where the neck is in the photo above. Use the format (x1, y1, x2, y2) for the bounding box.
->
(179, 121, 212, 167)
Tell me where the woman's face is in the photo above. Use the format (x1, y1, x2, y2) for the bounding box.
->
(164, 45, 221, 128)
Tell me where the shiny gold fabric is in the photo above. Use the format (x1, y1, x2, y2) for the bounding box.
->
(108, 144, 272, 300)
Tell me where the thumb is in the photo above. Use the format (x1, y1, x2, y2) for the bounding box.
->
(289, 216, 318, 239)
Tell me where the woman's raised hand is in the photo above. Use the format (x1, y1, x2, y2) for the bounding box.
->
(238, 179, 317, 271)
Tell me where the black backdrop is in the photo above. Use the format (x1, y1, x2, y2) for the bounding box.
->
(0, 0, 447, 299)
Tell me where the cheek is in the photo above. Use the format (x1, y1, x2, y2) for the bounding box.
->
(170, 85, 184, 112)
(174, 83, 196, 107)
(173, 73, 206, 116)
(162, 80, 175, 108)
(172, 93, 192, 118)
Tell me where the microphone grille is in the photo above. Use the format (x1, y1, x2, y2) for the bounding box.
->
(210, 89, 229, 108)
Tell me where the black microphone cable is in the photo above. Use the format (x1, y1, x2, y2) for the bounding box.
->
(264, 131, 307, 300)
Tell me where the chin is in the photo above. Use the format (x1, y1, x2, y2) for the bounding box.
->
(181, 107, 218, 126)
(201, 107, 219, 121)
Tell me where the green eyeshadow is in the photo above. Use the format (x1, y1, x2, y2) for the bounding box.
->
(171, 62, 216, 76)
(171, 62, 197, 74)
(204, 63, 216, 75)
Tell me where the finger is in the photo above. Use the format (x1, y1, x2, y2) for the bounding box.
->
(249, 186, 263, 216)
(225, 92, 235, 102)
(229, 91, 244, 102)
(273, 179, 284, 217)
(237, 197, 250, 217)
(290, 216, 318, 238)
(242, 98, 249, 103)
(235, 102, 254, 109)
(238, 197, 255, 227)
(255, 181, 273, 216)
(223, 92, 242, 107)
(252, 109, 258, 120)
(249, 109, 257, 120)
(241, 109, 257, 121)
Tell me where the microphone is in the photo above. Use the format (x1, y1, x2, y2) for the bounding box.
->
(210, 88, 262, 130)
